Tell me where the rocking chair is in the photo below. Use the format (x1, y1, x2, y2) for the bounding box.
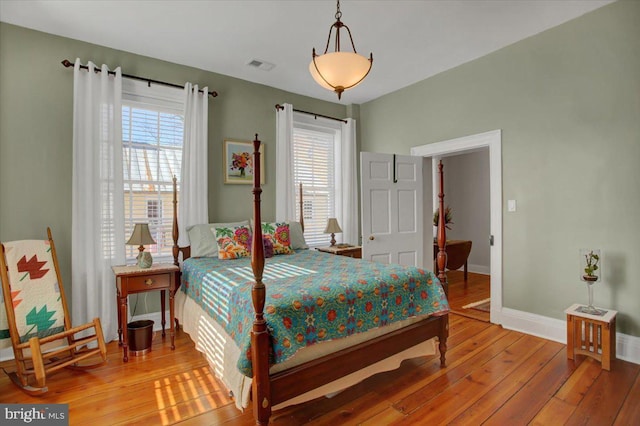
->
(0, 228, 107, 395)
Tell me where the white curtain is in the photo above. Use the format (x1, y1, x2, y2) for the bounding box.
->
(178, 83, 209, 246)
(72, 59, 124, 343)
(275, 103, 296, 222)
(340, 118, 359, 244)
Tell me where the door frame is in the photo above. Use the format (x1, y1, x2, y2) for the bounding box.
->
(410, 129, 502, 325)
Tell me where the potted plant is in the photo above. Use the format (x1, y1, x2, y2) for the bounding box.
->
(578, 248, 603, 315)
(582, 250, 600, 282)
(433, 206, 453, 230)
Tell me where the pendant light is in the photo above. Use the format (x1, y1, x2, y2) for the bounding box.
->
(309, 0, 373, 100)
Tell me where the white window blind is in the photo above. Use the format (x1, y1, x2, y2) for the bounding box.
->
(122, 102, 183, 261)
(293, 125, 337, 247)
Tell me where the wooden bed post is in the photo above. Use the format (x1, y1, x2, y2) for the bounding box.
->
(299, 183, 304, 233)
(436, 160, 449, 367)
(172, 175, 179, 266)
(250, 134, 271, 424)
(436, 161, 447, 291)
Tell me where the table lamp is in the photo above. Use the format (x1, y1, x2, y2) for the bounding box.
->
(127, 223, 156, 268)
(323, 218, 342, 246)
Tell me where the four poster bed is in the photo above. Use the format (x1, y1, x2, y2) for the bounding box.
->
(171, 135, 451, 425)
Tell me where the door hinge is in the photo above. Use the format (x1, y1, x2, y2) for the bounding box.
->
(490, 235, 494, 246)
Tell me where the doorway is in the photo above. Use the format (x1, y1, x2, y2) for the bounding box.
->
(411, 130, 502, 325)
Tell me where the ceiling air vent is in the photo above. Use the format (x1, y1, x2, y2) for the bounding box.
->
(247, 59, 275, 71)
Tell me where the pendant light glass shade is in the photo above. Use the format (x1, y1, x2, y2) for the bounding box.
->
(309, 51, 373, 95)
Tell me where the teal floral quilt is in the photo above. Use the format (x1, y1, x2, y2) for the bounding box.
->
(181, 250, 449, 376)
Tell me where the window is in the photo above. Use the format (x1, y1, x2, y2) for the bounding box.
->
(122, 81, 184, 262)
(292, 114, 341, 247)
(147, 200, 161, 221)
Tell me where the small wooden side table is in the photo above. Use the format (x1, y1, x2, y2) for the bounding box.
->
(316, 245, 362, 259)
(433, 240, 472, 283)
(565, 303, 617, 371)
(112, 263, 179, 362)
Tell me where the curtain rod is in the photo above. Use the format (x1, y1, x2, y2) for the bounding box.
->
(275, 104, 347, 124)
(61, 59, 218, 97)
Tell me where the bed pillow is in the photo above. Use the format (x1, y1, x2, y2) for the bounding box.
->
(186, 220, 249, 257)
(288, 221, 308, 250)
(250, 220, 308, 250)
(247, 235, 275, 258)
(261, 222, 293, 255)
(216, 224, 252, 260)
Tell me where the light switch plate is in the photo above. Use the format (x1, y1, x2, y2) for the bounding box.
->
(508, 199, 517, 212)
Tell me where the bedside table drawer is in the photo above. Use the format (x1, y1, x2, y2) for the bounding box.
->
(125, 273, 170, 292)
(340, 248, 361, 258)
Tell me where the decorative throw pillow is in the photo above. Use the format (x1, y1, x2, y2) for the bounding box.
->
(186, 220, 249, 257)
(215, 225, 252, 260)
(261, 222, 293, 255)
(247, 235, 275, 258)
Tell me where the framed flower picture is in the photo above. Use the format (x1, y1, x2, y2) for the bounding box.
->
(223, 139, 265, 184)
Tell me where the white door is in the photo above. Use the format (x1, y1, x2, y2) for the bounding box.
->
(361, 152, 424, 267)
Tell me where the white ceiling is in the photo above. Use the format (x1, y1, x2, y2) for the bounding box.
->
(0, 0, 613, 105)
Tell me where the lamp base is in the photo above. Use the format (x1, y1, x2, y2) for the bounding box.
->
(330, 233, 337, 246)
(137, 251, 153, 269)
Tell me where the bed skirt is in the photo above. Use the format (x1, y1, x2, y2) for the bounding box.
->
(175, 290, 437, 410)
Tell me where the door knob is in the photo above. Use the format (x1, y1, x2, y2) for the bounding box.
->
(369, 236, 375, 240)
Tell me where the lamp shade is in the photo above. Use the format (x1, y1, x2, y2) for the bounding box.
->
(126, 223, 156, 246)
(324, 218, 343, 234)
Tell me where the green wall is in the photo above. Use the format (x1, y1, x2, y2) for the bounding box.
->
(359, 1, 640, 336)
(0, 23, 346, 313)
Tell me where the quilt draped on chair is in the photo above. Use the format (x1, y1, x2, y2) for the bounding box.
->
(0, 240, 65, 349)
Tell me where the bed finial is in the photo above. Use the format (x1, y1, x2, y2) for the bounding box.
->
(250, 134, 271, 423)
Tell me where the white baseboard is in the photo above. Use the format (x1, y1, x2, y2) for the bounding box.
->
(500, 307, 640, 365)
(130, 310, 171, 333)
(468, 264, 490, 275)
(448, 264, 490, 275)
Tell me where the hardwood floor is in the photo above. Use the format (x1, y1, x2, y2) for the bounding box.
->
(1, 273, 638, 425)
(446, 270, 490, 322)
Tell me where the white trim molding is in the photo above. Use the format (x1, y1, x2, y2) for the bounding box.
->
(501, 307, 640, 365)
(411, 129, 503, 324)
(131, 310, 171, 334)
(468, 264, 491, 275)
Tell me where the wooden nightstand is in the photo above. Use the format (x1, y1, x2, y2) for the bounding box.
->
(112, 263, 179, 362)
(565, 304, 617, 371)
(316, 245, 362, 259)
